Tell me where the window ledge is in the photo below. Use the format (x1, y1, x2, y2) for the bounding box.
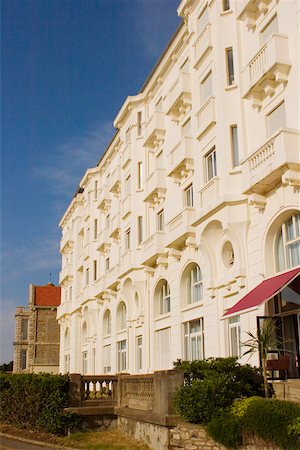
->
(181, 301, 204, 312)
(220, 9, 233, 16)
(154, 313, 171, 321)
(229, 166, 242, 175)
(225, 83, 238, 91)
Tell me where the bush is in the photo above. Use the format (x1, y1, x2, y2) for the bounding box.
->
(207, 414, 242, 449)
(173, 358, 264, 424)
(0, 372, 80, 435)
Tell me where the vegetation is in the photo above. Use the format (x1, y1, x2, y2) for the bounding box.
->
(173, 357, 264, 424)
(207, 397, 300, 449)
(0, 372, 80, 435)
(60, 430, 150, 449)
(0, 361, 13, 372)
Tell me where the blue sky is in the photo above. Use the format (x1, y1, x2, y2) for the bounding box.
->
(1, 0, 180, 364)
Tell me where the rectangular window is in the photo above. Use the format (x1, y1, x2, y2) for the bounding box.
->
(117, 340, 127, 372)
(157, 209, 164, 231)
(226, 48, 235, 85)
(106, 173, 111, 187)
(21, 319, 28, 340)
(231, 125, 239, 168)
(94, 219, 98, 239)
(105, 213, 110, 229)
(205, 147, 217, 181)
(267, 102, 286, 137)
(200, 71, 213, 104)
(137, 216, 143, 245)
(94, 180, 98, 200)
(261, 15, 278, 44)
(198, 6, 209, 32)
(93, 260, 97, 281)
(69, 286, 72, 302)
(125, 128, 131, 145)
(155, 327, 170, 370)
(184, 184, 194, 207)
(159, 282, 171, 315)
(137, 111, 142, 136)
(64, 354, 70, 373)
(137, 336, 143, 372)
(184, 318, 204, 361)
(105, 257, 110, 271)
(222, 0, 230, 11)
(156, 151, 163, 169)
(137, 161, 143, 189)
(229, 316, 241, 358)
(82, 351, 88, 374)
(86, 267, 89, 285)
(125, 228, 131, 251)
(21, 350, 27, 370)
(103, 344, 111, 374)
(125, 175, 131, 196)
(155, 97, 163, 112)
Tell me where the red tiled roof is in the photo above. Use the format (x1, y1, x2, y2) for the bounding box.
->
(34, 284, 61, 307)
(224, 267, 300, 317)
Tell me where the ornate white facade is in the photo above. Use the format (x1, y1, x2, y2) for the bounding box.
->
(58, 0, 300, 377)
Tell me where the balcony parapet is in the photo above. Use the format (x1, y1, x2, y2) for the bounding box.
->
(166, 207, 196, 250)
(167, 137, 194, 183)
(242, 34, 291, 109)
(121, 194, 131, 220)
(59, 263, 73, 286)
(97, 228, 111, 254)
(57, 301, 72, 319)
(237, 0, 272, 29)
(143, 169, 167, 206)
(199, 177, 220, 209)
(196, 96, 216, 139)
(241, 128, 300, 195)
(166, 73, 192, 122)
(97, 185, 111, 213)
(193, 23, 212, 68)
(141, 231, 167, 267)
(60, 229, 74, 254)
(122, 142, 132, 169)
(144, 111, 166, 150)
(105, 264, 121, 290)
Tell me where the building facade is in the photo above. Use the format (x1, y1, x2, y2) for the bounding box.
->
(58, 0, 300, 377)
(13, 283, 61, 373)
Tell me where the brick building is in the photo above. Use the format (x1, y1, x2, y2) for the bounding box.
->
(13, 283, 61, 373)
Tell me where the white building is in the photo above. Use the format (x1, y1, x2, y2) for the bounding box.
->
(57, 0, 300, 378)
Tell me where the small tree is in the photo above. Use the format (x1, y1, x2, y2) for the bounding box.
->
(243, 318, 286, 398)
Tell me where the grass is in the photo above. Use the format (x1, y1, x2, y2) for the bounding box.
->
(58, 430, 151, 450)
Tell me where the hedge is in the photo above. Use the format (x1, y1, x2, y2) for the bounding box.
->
(0, 372, 80, 435)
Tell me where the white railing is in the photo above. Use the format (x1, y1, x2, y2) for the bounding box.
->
(199, 177, 220, 209)
(196, 96, 216, 137)
(194, 23, 212, 66)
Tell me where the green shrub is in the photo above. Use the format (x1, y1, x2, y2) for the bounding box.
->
(0, 372, 80, 435)
(242, 398, 300, 450)
(173, 358, 265, 424)
(207, 414, 242, 449)
(231, 396, 261, 418)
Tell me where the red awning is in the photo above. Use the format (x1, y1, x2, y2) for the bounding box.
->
(224, 267, 300, 317)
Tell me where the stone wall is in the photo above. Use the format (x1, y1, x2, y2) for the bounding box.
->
(118, 416, 169, 450)
(272, 380, 300, 403)
(13, 307, 30, 373)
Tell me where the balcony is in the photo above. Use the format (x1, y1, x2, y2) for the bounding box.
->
(83, 242, 90, 260)
(141, 231, 167, 267)
(237, 0, 272, 29)
(110, 212, 121, 242)
(97, 228, 111, 254)
(143, 169, 167, 206)
(122, 142, 132, 169)
(98, 185, 111, 212)
(121, 250, 133, 276)
(59, 264, 73, 286)
(166, 207, 196, 249)
(243, 34, 291, 108)
(121, 194, 131, 219)
(242, 129, 300, 195)
(60, 229, 74, 254)
(193, 23, 212, 68)
(143, 111, 166, 149)
(105, 264, 121, 290)
(57, 301, 72, 318)
(199, 177, 220, 209)
(167, 137, 194, 182)
(110, 165, 121, 196)
(166, 73, 192, 121)
(93, 275, 106, 299)
(195, 96, 216, 139)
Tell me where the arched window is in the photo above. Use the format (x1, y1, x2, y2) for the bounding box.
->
(276, 213, 300, 272)
(117, 302, 127, 331)
(154, 280, 171, 317)
(103, 310, 111, 336)
(186, 264, 203, 304)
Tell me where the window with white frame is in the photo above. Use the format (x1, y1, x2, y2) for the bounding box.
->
(205, 147, 217, 181)
(125, 228, 131, 251)
(276, 213, 300, 272)
(229, 316, 241, 358)
(117, 339, 127, 372)
(137, 216, 143, 245)
(187, 265, 203, 304)
(94, 180, 98, 200)
(125, 175, 131, 196)
(200, 71, 212, 104)
(156, 151, 163, 169)
(157, 209, 164, 231)
(105, 213, 110, 229)
(64, 354, 70, 373)
(103, 344, 111, 374)
(82, 350, 88, 374)
(94, 219, 98, 239)
(105, 257, 110, 271)
(103, 310, 111, 335)
(93, 260, 97, 281)
(222, 0, 230, 11)
(69, 286, 72, 302)
(183, 318, 204, 361)
(137, 336, 143, 372)
(267, 102, 286, 137)
(137, 161, 143, 189)
(21, 349, 27, 370)
(184, 184, 194, 207)
(261, 15, 278, 44)
(231, 125, 239, 168)
(155, 327, 171, 370)
(118, 302, 127, 331)
(226, 47, 235, 85)
(158, 280, 171, 315)
(137, 111, 142, 137)
(85, 267, 89, 285)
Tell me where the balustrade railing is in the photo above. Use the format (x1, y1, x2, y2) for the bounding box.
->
(82, 375, 118, 401)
